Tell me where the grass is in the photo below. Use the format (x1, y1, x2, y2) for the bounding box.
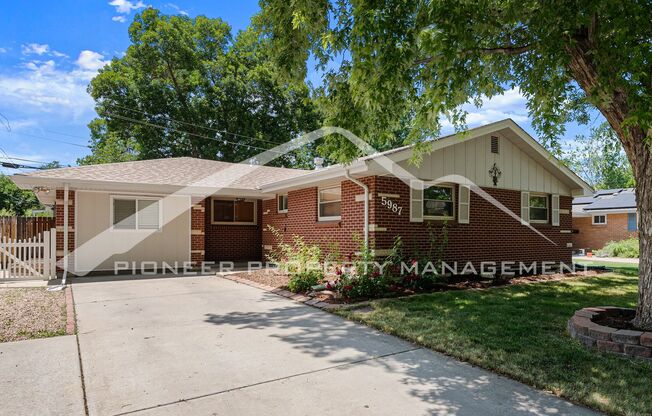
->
(575, 261, 639, 276)
(337, 273, 651, 415)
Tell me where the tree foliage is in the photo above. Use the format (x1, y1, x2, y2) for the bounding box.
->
(87, 8, 321, 167)
(258, 0, 651, 159)
(0, 175, 40, 216)
(564, 123, 635, 190)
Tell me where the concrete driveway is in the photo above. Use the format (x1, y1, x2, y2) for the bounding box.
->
(69, 274, 597, 416)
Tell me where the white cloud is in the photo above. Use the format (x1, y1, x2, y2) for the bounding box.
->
(0, 48, 7, 54)
(21, 43, 49, 55)
(112, 15, 127, 23)
(0, 51, 111, 120)
(440, 87, 530, 132)
(165, 3, 188, 16)
(76, 50, 109, 73)
(109, 0, 146, 14)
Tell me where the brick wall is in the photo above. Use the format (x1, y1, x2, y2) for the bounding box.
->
(191, 198, 206, 264)
(370, 176, 573, 268)
(204, 198, 263, 262)
(262, 178, 376, 261)
(573, 213, 638, 251)
(263, 176, 574, 270)
(54, 189, 75, 271)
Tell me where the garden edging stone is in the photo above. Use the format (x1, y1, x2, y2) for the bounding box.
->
(568, 307, 652, 361)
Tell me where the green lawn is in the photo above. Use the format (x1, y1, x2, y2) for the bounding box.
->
(337, 274, 651, 415)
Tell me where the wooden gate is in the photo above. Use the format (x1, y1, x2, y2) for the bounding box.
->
(0, 229, 57, 280)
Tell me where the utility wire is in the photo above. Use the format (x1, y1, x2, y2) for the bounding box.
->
(104, 103, 285, 147)
(0, 156, 48, 164)
(0, 131, 91, 148)
(102, 111, 285, 154)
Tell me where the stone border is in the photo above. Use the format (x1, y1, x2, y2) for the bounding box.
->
(568, 307, 652, 360)
(64, 286, 76, 335)
(219, 273, 345, 311)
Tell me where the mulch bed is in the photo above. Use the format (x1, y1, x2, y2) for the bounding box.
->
(229, 269, 602, 305)
(0, 288, 67, 343)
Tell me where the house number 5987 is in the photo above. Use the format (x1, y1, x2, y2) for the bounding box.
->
(381, 196, 403, 215)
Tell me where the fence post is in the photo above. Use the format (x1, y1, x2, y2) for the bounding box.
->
(50, 228, 57, 279)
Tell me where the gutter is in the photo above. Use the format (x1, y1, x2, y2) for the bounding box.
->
(344, 170, 369, 248)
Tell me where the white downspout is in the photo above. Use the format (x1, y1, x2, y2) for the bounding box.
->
(48, 183, 69, 291)
(62, 183, 69, 286)
(345, 170, 369, 248)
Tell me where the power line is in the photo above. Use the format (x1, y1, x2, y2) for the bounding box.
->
(0, 156, 48, 164)
(104, 103, 286, 147)
(1, 131, 91, 148)
(102, 111, 285, 154)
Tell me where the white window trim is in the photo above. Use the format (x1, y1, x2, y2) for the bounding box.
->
(211, 198, 258, 225)
(318, 185, 342, 222)
(277, 194, 288, 214)
(592, 214, 607, 225)
(528, 193, 549, 224)
(110, 195, 163, 232)
(423, 184, 455, 221)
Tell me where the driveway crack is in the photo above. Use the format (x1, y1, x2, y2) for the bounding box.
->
(113, 346, 422, 415)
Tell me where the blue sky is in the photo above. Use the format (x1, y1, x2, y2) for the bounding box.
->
(0, 1, 604, 174)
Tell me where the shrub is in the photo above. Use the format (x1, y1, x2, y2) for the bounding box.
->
(287, 270, 321, 293)
(601, 238, 639, 258)
(266, 226, 324, 292)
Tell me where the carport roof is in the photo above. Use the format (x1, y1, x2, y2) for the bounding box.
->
(12, 157, 311, 190)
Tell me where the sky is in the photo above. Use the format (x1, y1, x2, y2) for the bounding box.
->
(0, 0, 605, 175)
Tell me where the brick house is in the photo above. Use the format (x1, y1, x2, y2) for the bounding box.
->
(572, 189, 638, 251)
(10, 119, 592, 275)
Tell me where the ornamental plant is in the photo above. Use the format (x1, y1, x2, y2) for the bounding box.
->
(266, 226, 324, 292)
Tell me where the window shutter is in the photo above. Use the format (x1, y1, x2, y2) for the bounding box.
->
(551, 195, 560, 226)
(138, 199, 160, 229)
(520, 191, 530, 225)
(410, 179, 424, 223)
(458, 185, 470, 224)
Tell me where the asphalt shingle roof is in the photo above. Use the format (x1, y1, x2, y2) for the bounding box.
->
(20, 157, 310, 190)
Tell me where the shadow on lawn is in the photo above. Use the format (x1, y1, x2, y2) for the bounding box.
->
(204, 291, 596, 415)
(354, 274, 651, 415)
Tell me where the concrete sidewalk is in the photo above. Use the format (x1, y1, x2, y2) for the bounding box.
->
(71, 274, 598, 416)
(573, 255, 639, 264)
(0, 335, 85, 415)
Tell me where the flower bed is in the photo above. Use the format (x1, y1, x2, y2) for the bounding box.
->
(229, 268, 601, 304)
(568, 307, 652, 360)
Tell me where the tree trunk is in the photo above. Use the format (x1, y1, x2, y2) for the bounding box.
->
(566, 34, 652, 329)
(632, 139, 652, 329)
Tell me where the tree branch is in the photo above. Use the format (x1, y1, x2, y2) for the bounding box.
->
(415, 43, 533, 65)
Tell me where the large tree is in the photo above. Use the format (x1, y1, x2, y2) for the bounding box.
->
(565, 122, 635, 190)
(87, 8, 321, 167)
(258, 0, 652, 328)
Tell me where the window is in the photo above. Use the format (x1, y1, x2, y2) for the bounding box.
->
(592, 215, 607, 225)
(278, 194, 288, 213)
(212, 198, 257, 225)
(628, 213, 637, 231)
(318, 186, 341, 221)
(423, 185, 454, 219)
(112, 197, 160, 230)
(529, 194, 548, 223)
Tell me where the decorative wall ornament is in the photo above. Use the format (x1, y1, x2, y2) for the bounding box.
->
(489, 163, 502, 186)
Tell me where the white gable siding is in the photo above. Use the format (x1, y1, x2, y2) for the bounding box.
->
(398, 134, 572, 195)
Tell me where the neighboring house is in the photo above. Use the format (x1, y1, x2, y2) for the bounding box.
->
(572, 188, 638, 251)
(10, 119, 592, 275)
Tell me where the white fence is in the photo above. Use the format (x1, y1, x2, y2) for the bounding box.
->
(0, 229, 57, 280)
